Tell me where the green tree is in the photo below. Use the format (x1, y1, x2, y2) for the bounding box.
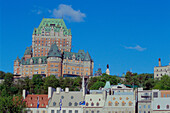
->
(154, 75, 170, 90)
(31, 75, 43, 94)
(43, 75, 59, 93)
(90, 81, 105, 90)
(0, 95, 26, 113)
(0, 71, 5, 79)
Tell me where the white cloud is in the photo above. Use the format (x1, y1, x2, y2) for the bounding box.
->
(124, 45, 146, 51)
(31, 6, 43, 15)
(52, 4, 86, 22)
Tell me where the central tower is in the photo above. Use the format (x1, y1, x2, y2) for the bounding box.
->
(32, 18, 72, 57)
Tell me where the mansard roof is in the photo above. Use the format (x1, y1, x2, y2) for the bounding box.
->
(33, 18, 71, 35)
(24, 46, 32, 55)
(48, 43, 62, 57)
(21, 56, 47, 65)
(63, 50, 92, 61)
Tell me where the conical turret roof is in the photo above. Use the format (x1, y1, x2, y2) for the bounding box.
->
(84, 51, 91, 61)
(48, 42, 62, 57)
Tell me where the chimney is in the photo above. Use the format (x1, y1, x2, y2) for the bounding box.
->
(48, 87, 52, 99)
(56, 87, 61, 93)
(159, 58, 161, 67)
(65, 87, 69, 93)
(22, 89, 26, 99)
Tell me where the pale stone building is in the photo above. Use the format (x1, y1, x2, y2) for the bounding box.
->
(154, 58, 170, 79)
(137, 88, 152, 113)
(152, 90, 170, 113)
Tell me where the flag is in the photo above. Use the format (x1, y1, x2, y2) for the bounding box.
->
(79, 101, 85, 105)
(37, 96, 39, 108)
(59, 99, 62, 111)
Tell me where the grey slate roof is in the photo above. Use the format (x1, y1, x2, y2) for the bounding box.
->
(49, 91, 83, 107)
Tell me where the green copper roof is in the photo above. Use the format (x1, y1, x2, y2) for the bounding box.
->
(21, 56, 47, 65)
(63, 50, 85, 61)
(63, 50, 92, 61)
(48, 43, 62, 57)
(84, 51, 91, 61)
(24, 47, 32, 55)
(104, 81, 111, 89)
(33, 18, 71, 35)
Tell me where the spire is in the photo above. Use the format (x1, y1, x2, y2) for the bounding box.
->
(24, 47, 32, 55)
(15, 56, 20, 62)
(84, 51, 91, 61)
(48, 43, 62, 57)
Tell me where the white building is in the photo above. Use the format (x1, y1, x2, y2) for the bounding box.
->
(154, 58, 170, 79)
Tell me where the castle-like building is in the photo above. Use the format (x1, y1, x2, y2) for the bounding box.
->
(14, 18, 94, 78)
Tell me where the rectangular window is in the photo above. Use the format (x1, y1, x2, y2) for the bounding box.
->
(69, 110, 72, 113)
(57, 110, 60, 113)
(144, 105, 146, 109)
(153, 92, 158, 98)
(63, 110, 66, 113)
(148, 105, 150, 108)
(75, 110, 78, 113)
(51, 110, 54, 113)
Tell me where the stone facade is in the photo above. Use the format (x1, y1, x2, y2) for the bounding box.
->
(14, 18, 94, 78)
(137, 88, 152, 113)
(154, 58, 170, 79)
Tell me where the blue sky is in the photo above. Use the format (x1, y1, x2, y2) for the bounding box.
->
(1, 0, 170, 76)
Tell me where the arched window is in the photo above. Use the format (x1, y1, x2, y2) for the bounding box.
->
(91, 102, 94, 106)
(115, 101, 119, 106)
(74, 102, 78, 106)
(157, 105, 160, 109)
(86, 102, 89, 106)
(167, 105, 169, 109)
(108, 101, 112, 106)
(96, 102, 99, 106)
(122, 101, 126, 106)
(129, 101, 132, 106)
(68, 102, 72, 106)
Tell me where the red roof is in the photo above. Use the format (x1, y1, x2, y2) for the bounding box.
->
(24, 95, 48, 108)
